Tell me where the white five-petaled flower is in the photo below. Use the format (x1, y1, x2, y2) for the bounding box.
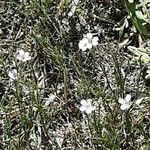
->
(8, 69, 18, 80)
(78, 38, 92, 51)
(16, 49, 31, 62)
(118, 94, 131, 110)
(79, 99, 96, 114)
(78, 33, 99, 51)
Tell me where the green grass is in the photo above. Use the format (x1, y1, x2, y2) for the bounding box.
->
(0, 0, 149, 149)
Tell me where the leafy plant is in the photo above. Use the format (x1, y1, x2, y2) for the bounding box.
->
(123, 0, 149, 36)
(128, 40, 150, 79)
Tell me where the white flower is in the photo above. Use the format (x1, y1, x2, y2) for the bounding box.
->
(8, 69, 18, 80)
(78, 33, 99, 51)
(80, 99, 96, 114)
(16, 49, 31, 62)
(78, 37, 92, 51)
(118, 94, 131, 110)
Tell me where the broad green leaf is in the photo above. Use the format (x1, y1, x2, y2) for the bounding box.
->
(136, 11, 144, 19)
(128, 46, 150, 63)
(135, 11, 148, 22)
(124, 0, 148, 36)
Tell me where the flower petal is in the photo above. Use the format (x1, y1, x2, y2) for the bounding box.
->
(120, 104, 130, 110)
(82, 37, 89, 43)
(118, 98, 125, 104)
(78, 38, 89, 51)
(86, 108, 93, 114)
(128, 0, 133, 3)
(79, 106, 86, 112)
(86, 99, 92, 106)
(92, 37, 99, 46)
(120, 104, 127, 110)
(86, 33, 93, 39)
(81, 46, 87, 51)
(125, 94, 131, 103)
(87, 42, 92, 49)
(18, 49, 24, 55)
(80, 100, 87, 106)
